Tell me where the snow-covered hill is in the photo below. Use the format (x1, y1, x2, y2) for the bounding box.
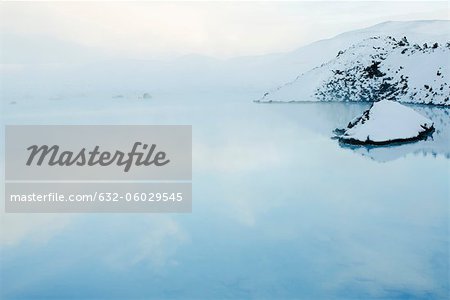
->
(257, 25, 450, 106)
(1, 20, 449, 101)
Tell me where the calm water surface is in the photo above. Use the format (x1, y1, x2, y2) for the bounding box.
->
(1, 93, 449, 299)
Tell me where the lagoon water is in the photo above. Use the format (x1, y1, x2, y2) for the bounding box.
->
(1, 93, 449, 299)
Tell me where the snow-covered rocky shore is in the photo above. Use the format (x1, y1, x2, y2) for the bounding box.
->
(335, 100, 434, 145)
(257, 35, 450, 106)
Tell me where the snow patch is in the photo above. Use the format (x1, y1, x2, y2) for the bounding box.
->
(336, 100, 434, 145)
(258, 35, 450, 106)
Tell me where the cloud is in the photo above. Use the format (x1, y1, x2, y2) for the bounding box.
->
(101, 216, 189, 270)
(1, 1, 448, 60)
(0, 213, 73, 246)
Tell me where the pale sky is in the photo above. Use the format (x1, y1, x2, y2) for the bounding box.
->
(0, 1, 449, 61)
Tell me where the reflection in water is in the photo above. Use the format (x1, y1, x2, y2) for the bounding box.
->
(333, 104, 450, 162)
(0, 95, 449, 299)
(262, 102, 450, 162)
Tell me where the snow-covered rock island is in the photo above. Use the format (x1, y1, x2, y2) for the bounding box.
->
(335, 100, 434, 145)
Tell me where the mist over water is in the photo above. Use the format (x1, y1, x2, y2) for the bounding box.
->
(1, 3, 449, 297)
(1, 94, 449, 299)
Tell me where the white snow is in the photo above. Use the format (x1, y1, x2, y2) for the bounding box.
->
(2, 20, 449, 101)
(339, 100, 434, 143)
(259, 21, 450, 106)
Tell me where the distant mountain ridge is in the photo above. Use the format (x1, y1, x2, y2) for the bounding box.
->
(257, 34, 450, 105)
(2, 20, 449, 100)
